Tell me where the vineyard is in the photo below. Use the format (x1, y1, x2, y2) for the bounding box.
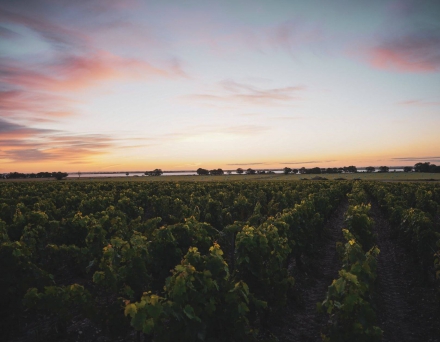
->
(1, 180, 440, 341)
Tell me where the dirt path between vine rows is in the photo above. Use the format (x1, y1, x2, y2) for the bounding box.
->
(267, 199, 348, 342)
(370, 202, 440, 342)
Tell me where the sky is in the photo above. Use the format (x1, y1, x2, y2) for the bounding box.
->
(1, 0, 440, 172)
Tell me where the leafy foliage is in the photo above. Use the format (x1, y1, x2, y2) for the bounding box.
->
(125, 243, 262, 341)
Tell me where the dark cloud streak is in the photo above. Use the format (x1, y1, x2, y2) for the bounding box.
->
(0, 8, 88, 51)
(0, 118, 114, 163)
(391, 156, 440, 161)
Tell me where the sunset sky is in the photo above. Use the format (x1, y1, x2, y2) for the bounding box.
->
(1, 0, 440, 172)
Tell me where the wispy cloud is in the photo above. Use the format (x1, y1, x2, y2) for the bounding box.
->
(397, 99, 440, 106)
(239, 113, 260, 117)
(0, 8, 88, 51)
(186, 80, 305, 106)
(0, 118, 55, 138)
(98, 164, 124, 170)
(266, 19, 325, 56)
(1, 51, 175, 93)
(226, 162, 269, 166)
(162, 124, 270, 141)
(173, 14, 326, 57)
(280, 160, 337, 165)
(0, 25, 21, 39)
(272, 116, 305, 121)
(0, 89, 78, 120)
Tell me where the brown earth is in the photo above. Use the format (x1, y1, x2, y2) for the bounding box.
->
(266, 200, 348, 342)
(370, 201, 440, 342)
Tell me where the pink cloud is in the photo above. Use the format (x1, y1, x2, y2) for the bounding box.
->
(363, 31, 440, 72)
(0, 90, 77, 119)
(0, 118, 153, 164)
(0, 8, 188, 121)
(1, 51, 175, 93)
(0, 6, 189, 124)
(369, 47, 437, 72)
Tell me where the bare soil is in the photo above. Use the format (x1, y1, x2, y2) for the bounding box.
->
(266, 200, 348, 342)
(370, 201, 440, 342)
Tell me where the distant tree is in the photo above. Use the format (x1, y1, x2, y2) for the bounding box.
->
(246, 168, 256, 175)
(365, 166, 375, 173)
(36, 172, 51, 178)
(414, 162, 430, 172)
(210, 169, 224, 176)
(403, 166, 412, 173)
(145, 169, 163, 176)
(227, 170, 232, 175)
(347, 166, 357, 173)
(421, 163, 440, 173)
(338, 167, 344, 173)
(325, 168, 338, 174)
(283, 167, 292, 175)
(309, 167, 322, 174)
(54, 172, 68, 180)
(429, 164, 439, 173)
(126, 172, 129, 176)
(7, 172, 26, 179)
(342, 166, 358, 173)
(299, 167, 307, 174)
(196, 168, 209, 175)
(378, 166, 389, 172)
(292, 169, 298, 174)
(236, 168, 244, 174)
(257, 170, 266, 174)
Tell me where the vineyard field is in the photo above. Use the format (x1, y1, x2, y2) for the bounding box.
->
(1, 180, 440, 342)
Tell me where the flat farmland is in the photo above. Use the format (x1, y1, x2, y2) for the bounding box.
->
(2, 180, 440, 342)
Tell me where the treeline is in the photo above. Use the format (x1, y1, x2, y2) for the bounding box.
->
(283, 166, 358, 174)
(196, 166, 358, 176)
(197, 162, 440, 176)
(365, 162, 440, 173)
(414, 162, 440, 173)
(2, 172, 68, 180)
(3, 162, 438, 181)
(144, 169, 163, 176)
(196, 168, 275, 175)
